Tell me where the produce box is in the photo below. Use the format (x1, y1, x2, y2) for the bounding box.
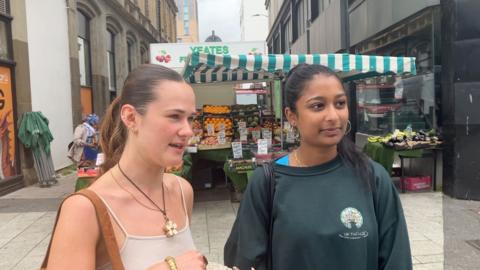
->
(203, 105, 231, 114)
(402, 176, 432, 191)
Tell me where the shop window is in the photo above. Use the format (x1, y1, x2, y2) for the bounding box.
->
(410, 41, 432, 74)
(77, 11, 92, 87)
(106, 30, 116, 92)
(355, 74, 435, 135)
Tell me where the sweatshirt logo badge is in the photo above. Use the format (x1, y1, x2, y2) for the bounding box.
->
(339, 207, 368, 240)
(340, 207, 363, 229)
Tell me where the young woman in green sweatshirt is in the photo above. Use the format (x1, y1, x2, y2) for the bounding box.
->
(224, 64, 412, 270)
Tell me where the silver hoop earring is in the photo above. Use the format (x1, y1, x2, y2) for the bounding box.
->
(345, 120, 352, 135)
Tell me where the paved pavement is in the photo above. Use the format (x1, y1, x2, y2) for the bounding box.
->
(1, 173, 480, 269)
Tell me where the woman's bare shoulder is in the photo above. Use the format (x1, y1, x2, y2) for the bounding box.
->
(166, 174, 193, 197)
(60, 192, 98, 224)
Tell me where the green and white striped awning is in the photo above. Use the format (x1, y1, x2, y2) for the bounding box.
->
(182, 52, 416, 84)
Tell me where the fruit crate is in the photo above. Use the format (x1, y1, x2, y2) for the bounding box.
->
(202, 105, 231, 115)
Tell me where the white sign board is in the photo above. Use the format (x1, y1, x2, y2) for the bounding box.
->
(231, 142, 243, 159)
(262, 128, 272, 147)
(239, 128, 248, 142)
(218, 130, 226, 144)
(257, 139, 269, 155)
(150, 41, 267, 72)
(207, 124, 215, 136)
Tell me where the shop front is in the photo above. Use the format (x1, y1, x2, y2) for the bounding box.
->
(177, 52, 416, 199)
(0, 6, 23, 195)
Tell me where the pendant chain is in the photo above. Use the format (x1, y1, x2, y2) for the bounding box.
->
(116, 163, 168, 219)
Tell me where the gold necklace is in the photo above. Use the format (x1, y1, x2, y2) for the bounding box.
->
(293, 150, 306, 167)
(115, 165, 178, 238)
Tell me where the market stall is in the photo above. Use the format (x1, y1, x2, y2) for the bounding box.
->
(179, 52, 418, 196)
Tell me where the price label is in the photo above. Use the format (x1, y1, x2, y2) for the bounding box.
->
(262, 128, 272, 139)
(252, 130, 261, 141)
(207, 124, 214, 136)
(257, 139, 269, 155)
(262, 128, 272, 147)
(219, 123, 226, 131)
(231, 142, 243, 159)
(218, 130, 226, 144)
(239, 128, 248, 142)
(238, 121, 247, 129)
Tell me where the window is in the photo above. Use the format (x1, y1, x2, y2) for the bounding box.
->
(145, 0, 149, 18)
(311, 0, 319, 21)
(273, 34, 280, 54)
(0, 18, 11, 60)
(183, 6, 189, 20)
(127, 40, 133, 72)
(355, 74, 435, 135)
(77, 11, 91, 86)
(141, 47, 149, 64)
(106, 30, 116, 93)
(0, 0, 9, 15)
(292, 0, 305, 42)
(281, 17, 290, 53)
(184, 22, 190, 35)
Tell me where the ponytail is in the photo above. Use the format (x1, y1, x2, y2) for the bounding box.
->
(99, 96, 127, 174)
(338, 137, 373, 190)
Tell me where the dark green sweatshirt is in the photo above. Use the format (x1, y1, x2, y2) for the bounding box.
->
(224, 156, 412, 270)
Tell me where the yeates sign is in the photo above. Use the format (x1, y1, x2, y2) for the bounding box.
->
(150, 41, 266, 72)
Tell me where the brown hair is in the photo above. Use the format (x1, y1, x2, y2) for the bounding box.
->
(99, 64, 184, 173)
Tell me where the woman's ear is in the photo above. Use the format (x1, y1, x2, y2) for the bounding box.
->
(284, 107, 297, 127)
(120, 104, 139, 133)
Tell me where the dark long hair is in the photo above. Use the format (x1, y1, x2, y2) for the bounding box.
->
(99, 64, 184, 174)
(284, 64, 372, 187)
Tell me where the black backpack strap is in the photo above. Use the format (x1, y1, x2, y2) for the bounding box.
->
(262, 162, 276, 270)
(368, 163, 378, 219)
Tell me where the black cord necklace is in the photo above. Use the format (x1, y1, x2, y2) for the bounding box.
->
(117, 163, 178, 237)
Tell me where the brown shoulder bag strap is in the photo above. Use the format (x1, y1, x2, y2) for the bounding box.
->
(40, 189, 124, 270)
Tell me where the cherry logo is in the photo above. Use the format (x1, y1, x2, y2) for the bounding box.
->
(156, 50, 172, 63)
(248, 48, 263, 56)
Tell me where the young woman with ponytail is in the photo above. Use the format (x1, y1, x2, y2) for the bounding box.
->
(44, 65, 207, 270)
(225, 64, 412, 270)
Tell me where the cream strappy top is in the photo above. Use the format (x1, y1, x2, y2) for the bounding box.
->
(97, 177, 196, 270)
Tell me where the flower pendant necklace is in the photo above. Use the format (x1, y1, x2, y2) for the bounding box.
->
(117, 164, 178, 238)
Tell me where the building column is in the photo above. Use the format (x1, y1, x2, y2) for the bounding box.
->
(66, 0, 83, 128)
(441, 0, 480, 200)
(11, 0, 36, 186)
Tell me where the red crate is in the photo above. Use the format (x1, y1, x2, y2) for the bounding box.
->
(402, 176, 432, 191)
